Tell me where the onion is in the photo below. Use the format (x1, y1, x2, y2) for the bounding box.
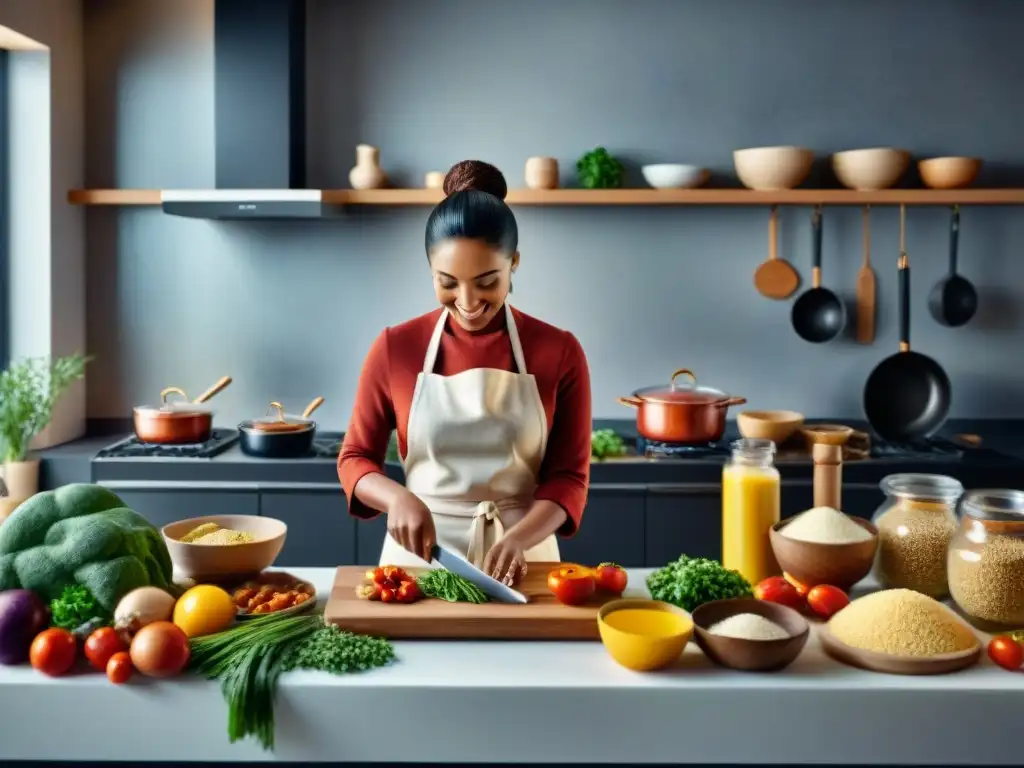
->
(129, 621, 190, 678)
(114, 587, 176, 634)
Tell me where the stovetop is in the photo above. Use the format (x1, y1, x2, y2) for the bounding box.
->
(639, 435, 965, 461)
(95, 430, 241, 460)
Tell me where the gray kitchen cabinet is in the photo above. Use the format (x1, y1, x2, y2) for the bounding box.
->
(96, 483, 259, 529)
(355, 514, 388, 565)
(780, 480, 882, 521)
(645, 486, 721, 565)
(559, 487, 645, 567)
(259, 490, 356, 567)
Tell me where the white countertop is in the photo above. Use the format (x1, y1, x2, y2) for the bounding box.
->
(1, 567, 1020, 764)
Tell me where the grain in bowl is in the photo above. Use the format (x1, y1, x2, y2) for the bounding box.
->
(780, 506, 873, 544)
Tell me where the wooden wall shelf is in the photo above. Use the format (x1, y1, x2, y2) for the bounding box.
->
(67, 188, 1024, 207)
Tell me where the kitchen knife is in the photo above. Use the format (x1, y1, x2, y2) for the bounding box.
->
(430, 544, 528, 604)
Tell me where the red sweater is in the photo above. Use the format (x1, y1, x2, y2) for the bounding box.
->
(338, 306, 591, 535)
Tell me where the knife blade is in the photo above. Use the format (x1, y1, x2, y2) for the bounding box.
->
(430, 544, 528, 604)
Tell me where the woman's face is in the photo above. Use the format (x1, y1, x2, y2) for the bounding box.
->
(429, 238, 518, 331)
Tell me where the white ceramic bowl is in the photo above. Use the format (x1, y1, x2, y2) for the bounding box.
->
(832, 148, 910, 190)
(732, 147, 814, 190)
(641, 164, 707, 189)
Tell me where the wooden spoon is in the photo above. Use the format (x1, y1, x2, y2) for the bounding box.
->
(754, 206, 800, 300)
(856, 206, 877, 344)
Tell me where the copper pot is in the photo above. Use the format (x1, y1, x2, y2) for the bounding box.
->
(618, 369, 746, 444)
(133, 376, 232, 444)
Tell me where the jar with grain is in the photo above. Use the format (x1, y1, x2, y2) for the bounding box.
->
(871, 473, 962, 598)
(948, 489, 1024, 630)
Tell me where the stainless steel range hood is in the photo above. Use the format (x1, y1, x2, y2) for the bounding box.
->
(162, 0, 339, 219)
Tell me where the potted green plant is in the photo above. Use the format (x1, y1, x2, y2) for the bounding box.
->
(0, 354, 91, 498)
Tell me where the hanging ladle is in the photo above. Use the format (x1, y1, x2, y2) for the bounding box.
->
(791, 206, 846, 343)
(928, 205, 978, 327)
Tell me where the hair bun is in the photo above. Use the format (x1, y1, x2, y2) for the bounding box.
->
(443, 160, 508, 200)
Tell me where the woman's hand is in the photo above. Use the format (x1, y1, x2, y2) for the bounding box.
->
(484, 534, 528, 586)
(386, 491, 436, 562)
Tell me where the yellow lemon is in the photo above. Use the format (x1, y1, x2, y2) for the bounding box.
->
(172, 584, 237, 638)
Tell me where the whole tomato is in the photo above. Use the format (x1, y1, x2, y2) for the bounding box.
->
(754, 576, 805, 611)
(106, 651, 134, 684)
(806, 585, 850, 620)
(547, 566, 596, 606)
(988, 636, 1023, 671)
(84, 626, 128, 671)
(592, 563, 628, 595)
(30, 628, 77, 677)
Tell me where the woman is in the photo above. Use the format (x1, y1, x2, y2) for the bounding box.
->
(338, 160, 592, 586)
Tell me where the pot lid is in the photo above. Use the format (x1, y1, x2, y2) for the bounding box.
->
(631, 369, 731, 404)
(135, 386, 213, 415)
(249, 401, 315, 432)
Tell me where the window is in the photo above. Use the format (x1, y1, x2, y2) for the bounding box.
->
(0, 48, 7, 370)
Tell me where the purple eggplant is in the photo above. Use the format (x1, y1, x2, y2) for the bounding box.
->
(0, 589, 50, 664)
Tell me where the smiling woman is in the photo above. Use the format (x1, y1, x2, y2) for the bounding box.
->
(339, 160, 592, 586)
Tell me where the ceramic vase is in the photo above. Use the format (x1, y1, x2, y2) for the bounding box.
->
(525, 157, 559, 189)
(349, 144, 387, 190)
(2, 458, 39, 499)
(424, 171, 445, 189)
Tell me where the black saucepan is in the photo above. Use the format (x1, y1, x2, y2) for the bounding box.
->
(863, 207, 951, 441)
(792, 206, 846, 343)
(239, 397, 324, 458)
(928, 205, 978, 328)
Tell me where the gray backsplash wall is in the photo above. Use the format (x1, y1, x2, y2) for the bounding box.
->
(83, 0, 1024, 427)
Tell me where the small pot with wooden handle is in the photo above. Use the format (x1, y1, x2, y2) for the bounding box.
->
(239, 397, 325, 458)
(133, 376, 233, 444)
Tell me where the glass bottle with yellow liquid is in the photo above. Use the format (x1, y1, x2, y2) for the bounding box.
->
(722, 438, 781, 585)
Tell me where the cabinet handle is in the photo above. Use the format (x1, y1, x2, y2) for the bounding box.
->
(97, 480, 343, 493)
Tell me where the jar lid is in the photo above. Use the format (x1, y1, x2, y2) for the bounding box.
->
(961, 489, 1024, 531)
(880, 473, 964, 502)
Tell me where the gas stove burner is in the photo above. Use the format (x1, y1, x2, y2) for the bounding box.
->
(311, 438, 342, 458)
(870, 436, 964, 459)
(638, 437, 731, 459)
(96, 430, 240, 459)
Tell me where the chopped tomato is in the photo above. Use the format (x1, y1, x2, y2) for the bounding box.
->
(397, 580, 422, 603)
(782, 572, 810, 597)
(988, 636, 1023, 671)
(356, 582, 383, 601)
(547, 565, 596, 606)
(380, 587, 397, 603)
(806, 585, 849, 620)
(592, 563, 628, 595)
(754, 576, 805, 611)
(106, 651, 134, 684)
(371, 567, 388, 585)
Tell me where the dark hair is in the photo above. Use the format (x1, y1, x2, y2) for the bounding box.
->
(425, 160, 518, 258)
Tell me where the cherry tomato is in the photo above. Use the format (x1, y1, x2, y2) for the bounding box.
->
(106, 651, 134, 684)
(547, 566, 596, 606)
(988, 636, 1023, 671)
(397, 580, 422, 603)
(371, 567, 387, 585)
(754, 576, 805, 611)
(84, 626, 128, 671)
(592, 563, 628, 595)
(30, 628, 77, 677)
(782, 572, 810, 597)
(806, 585, 850, 620)
(380, 587, 397, 603)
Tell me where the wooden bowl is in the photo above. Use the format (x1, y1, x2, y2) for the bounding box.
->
(733, 146, 814, 190)
(737, 410, 805, 444)
(832, 148, 910, 190)
(162, 514, 287, 581)
(918, 157, 981, 190)
(801, 423, 853, 447)
(691, 598, 809, 671)
(769, 517, 878, 590)
(819, 624, 981, 675)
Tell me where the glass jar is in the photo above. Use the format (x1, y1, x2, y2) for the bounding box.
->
(722, 438, 780, 586)
(872, 473, 962, 598)
(948, 489, 1024, 630)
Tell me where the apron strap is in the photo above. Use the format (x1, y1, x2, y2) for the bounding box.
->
(422, 303, 530, 375)
(466, 501, 505, 568)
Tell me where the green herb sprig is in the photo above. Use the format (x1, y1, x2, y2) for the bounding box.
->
(50, 584, 109, 631)
(646, 555, 752, 613)
(576, 147, 624, 189)
(591, 429, 626, 460)
(417, 569, 489, 604)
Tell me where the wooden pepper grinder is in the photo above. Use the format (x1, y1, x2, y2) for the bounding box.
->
(812, 442, 843, 510)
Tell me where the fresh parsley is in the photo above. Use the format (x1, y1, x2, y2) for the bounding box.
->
(646, 555, 753, 612)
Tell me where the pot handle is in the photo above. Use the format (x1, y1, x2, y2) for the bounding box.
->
(721, 397, 747, 407)
(194, 376, 233, 404)
(669, 368, 697, 389)
(303, 396, 325, 419)
(267, 402, 286, 421)
(160, 386, 189, 404)
(617, 396, 643, 409)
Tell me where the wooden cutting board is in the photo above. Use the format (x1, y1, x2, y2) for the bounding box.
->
(323, 563, 616, 640)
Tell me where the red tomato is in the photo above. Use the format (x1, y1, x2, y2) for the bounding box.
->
(84, 626, 128, 671)
(754, 576, 805, 611)
(988, 636, 1023, 671)
(806, 585, 850, 620)
(30, 628, 77, 677)
(371, 567, 387, 585)
(592, 563, 628, 595)
(547, 566, 596, 606)
(397, 580, 421, 603)
(782, 572, 810, 597)
(106, 651, 134, 684)
(380, 587, 397, 603)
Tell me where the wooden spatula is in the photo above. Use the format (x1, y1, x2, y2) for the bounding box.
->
(754, 205, 800, 300)
(856, 205, 876, 344)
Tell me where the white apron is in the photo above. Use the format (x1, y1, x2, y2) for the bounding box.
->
(379, 302, 560, 568)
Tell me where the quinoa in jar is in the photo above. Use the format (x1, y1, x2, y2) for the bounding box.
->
(948, 489, 1024, 630)
(871, 474, 962, 599)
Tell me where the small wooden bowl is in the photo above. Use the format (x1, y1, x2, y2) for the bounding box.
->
(162, 514, 287, 581)
(918, 157, 981, 190)
(737, 410, 805, 444)
(801, 423, 853, 448)
(691, 598, 809, 671)
(769, 516, 878, 590)
(819, 624, 981, 675)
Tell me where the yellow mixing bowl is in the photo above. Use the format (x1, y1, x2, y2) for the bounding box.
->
(597, 599, 693, 671)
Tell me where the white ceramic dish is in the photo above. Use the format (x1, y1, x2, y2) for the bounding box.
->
(641, 164, 708, 189)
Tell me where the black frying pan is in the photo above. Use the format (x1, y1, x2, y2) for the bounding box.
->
(863, 206, 951, 441)
(792, 206, 845, 343)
